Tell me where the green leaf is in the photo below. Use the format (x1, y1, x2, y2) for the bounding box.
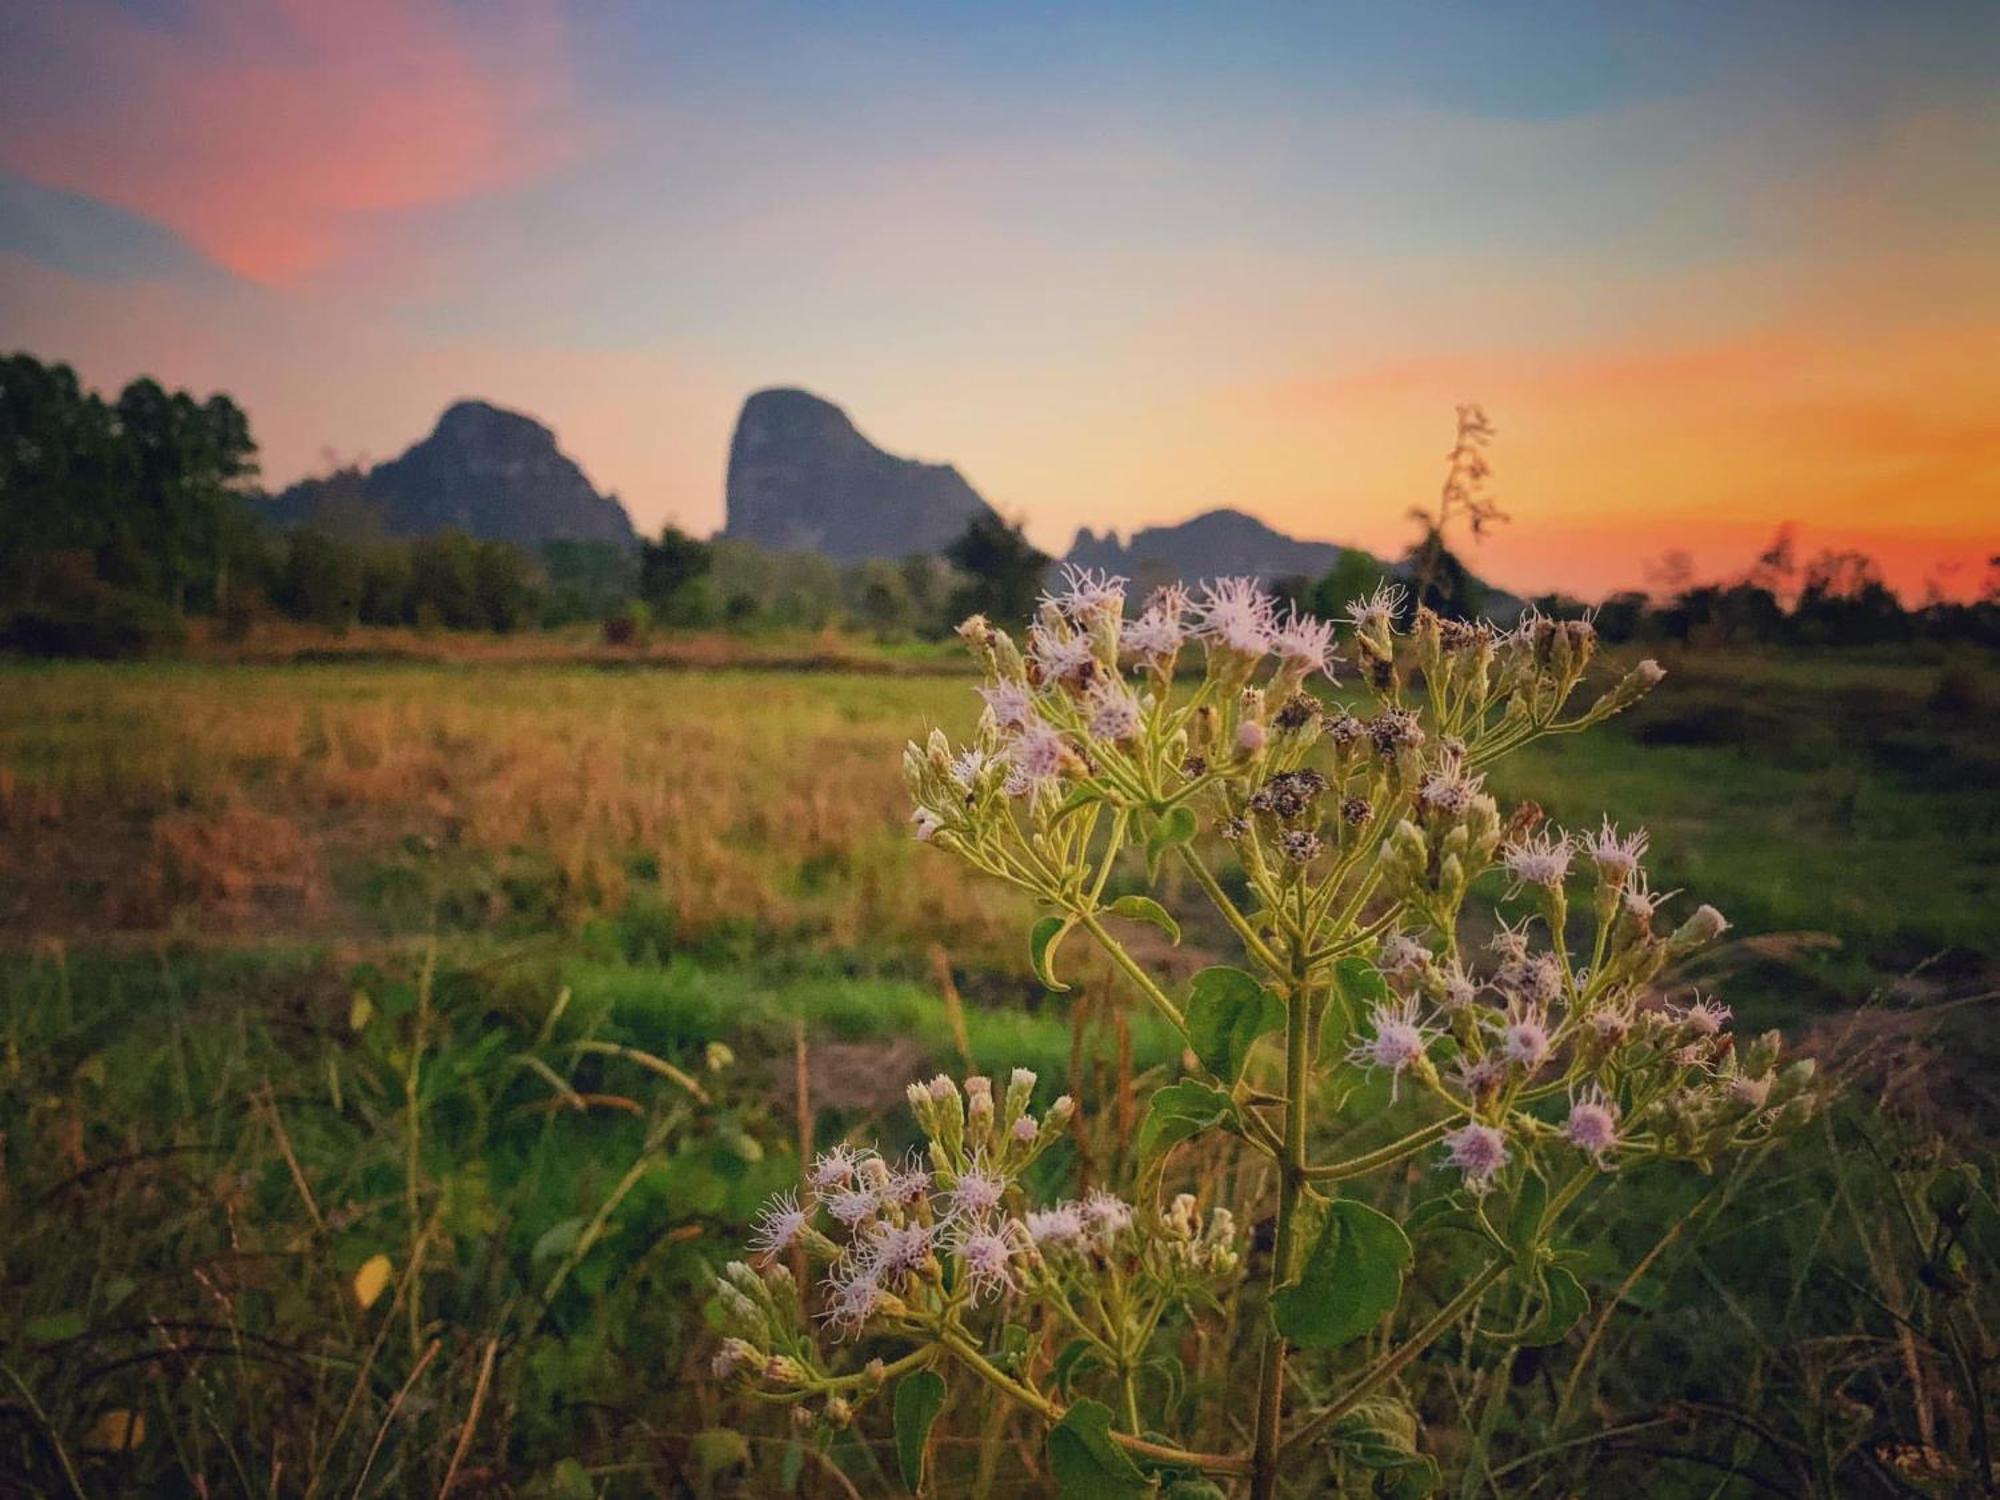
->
(1046, 1400, 1149, 1498)
(1184, 967, 1285, 1084)
(1136, 1080, 1236, 1165)
(1520, 1265, 1589, 1347)
(691, 1428, 750, 1485)
(25, 1310, 85, 1344)
(1144, 805, 1199, 880)
(1051, 1338, 1103, 1397)
(1271, 1199, 1412, 1350)
(543, 1457, 595, 1500)
(893, 1369, 948, 1491)
(1327, 1397, 1441, 1498)
(1030, 915, 1075, 993)
(531, 1216, 587, 1264)
(1404, 1196, 1484, 1240)
(1107, 894, 1181, 946)
(1507, 1172, 1548, 1258)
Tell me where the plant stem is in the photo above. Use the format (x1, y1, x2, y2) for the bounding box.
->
(1281, 1258, 1509, 1457)
(1075, 911, 1189, 1037)
(1251, 967, 1315, 1499)
(936, 1330, 1252, 1477)
(1175, 844, 1286, 976)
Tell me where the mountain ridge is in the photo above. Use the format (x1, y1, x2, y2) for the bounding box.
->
(263, 399, 636, 548)
(722, 387, 999, 562)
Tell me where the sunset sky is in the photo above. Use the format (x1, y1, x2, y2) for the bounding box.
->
(2, 0, 1994, 600)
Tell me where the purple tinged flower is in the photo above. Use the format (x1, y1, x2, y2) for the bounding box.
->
(978, 681, 1034, 733)
(1442, 1122, 1510, 1191)
(1026, 1202, 1086, 1248)
(1350, 997, 1434, 1097)
(808, 1145, 863, 1192)
(1377, 934, 1431, 974)
(1011, 1115, 1038, 1143)
(861, 1221, 936, 1281)
(749, 1188, 810, 1258)
(1271, 608, 1337, 672)
(1237, 719, 1268, 754)
(956, 1223, 1024, 1302)
(911, 807, 941, 843)
(1004, 719, 1070, 796)
(1564, 1085, 1621, 1162)
(825, 1184, 880, 1227)
(1344, 582, 1405, 635)
(1488, 920, 1532, 964)
(1028, 624, 1098, 686)
(949, 747, 996, 789)
(1678, 995, 1732, 1036)
(1502, 830, 1574, 888)
(1587, 818, 1648, 884)
(1728, 1073, 1773, 1109)
(1438, 965, 1480, 1013)
(885, 1154, 932, 1206)
(1453, 1055, 1505, 1097)
(1498, 1005, 1552, 1073)
(819, 1262, 883, 1337)
(1418, 770, 1481, 816)
(1191, 576, 1278, 656)
(1081, 1190, 1134, 1244)
(1087, 684, 1144, 744)
(944, 1162, 1007, 1223)
(1045, 564, 1127, 620)
(1122, 585, 1188, 662)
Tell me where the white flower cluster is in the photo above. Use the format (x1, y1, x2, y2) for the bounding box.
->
(713, 1071, 1243, 1430)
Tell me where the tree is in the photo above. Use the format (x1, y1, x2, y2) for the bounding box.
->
(639, 524, 714, 623)
(114, 378, 258, 612)
(0, 353, 128, 604)
(945, 514, 1048, 625)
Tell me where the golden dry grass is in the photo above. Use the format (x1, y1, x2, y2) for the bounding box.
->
(0, 662, 1022, 957)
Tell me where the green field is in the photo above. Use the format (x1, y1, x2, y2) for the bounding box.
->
(1, 645, 1993, 1495)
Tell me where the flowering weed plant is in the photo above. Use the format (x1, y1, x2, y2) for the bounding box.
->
(716, 570, 1818, 1496)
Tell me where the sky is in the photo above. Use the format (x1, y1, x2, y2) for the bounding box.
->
(1, 0, 1995, 601)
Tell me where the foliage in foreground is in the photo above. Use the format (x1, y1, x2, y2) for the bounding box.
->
(711, 572, 1827, 1495)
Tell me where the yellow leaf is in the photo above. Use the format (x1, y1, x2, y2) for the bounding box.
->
(353, 1253, 393, 1310)
(349, 990, 375, 1032)
(82, 1409, 144, 1453)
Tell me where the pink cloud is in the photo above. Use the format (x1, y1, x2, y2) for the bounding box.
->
(0, 0, 589, 283)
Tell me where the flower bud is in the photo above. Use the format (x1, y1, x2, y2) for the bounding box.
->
(1667, 904, 1729, 955)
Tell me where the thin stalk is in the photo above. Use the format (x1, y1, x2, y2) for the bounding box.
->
(1175, 844, 1286, 976)
(1250, 964, 1314, 1499)
(1281, 1258, 1509, 1456)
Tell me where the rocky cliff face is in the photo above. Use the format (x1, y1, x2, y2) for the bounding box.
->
(265, 400, 636, 547)
(1068, 508, 1348, 587)
(722, 388, 997, 562)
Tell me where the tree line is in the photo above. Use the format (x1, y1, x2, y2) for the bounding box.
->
(4, 351, 1991, 655)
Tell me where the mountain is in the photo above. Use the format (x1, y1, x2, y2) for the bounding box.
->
(723, 387, 998, 562)
(1067, 508, 1349, 587)
(264, 400, 636, 547)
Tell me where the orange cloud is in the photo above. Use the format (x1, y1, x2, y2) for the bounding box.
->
(0, 0, 587, 283)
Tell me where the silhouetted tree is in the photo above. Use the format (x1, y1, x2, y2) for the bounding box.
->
(639, 524, 714, 622)
(945, 514, 1048, 625)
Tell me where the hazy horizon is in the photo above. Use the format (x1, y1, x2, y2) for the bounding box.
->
(3, 0, 1994, 600)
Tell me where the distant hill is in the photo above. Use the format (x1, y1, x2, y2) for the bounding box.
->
(1067, 508, 1350, 588)
(723, 388, 998, 562)
(264, 400, 636, 547)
